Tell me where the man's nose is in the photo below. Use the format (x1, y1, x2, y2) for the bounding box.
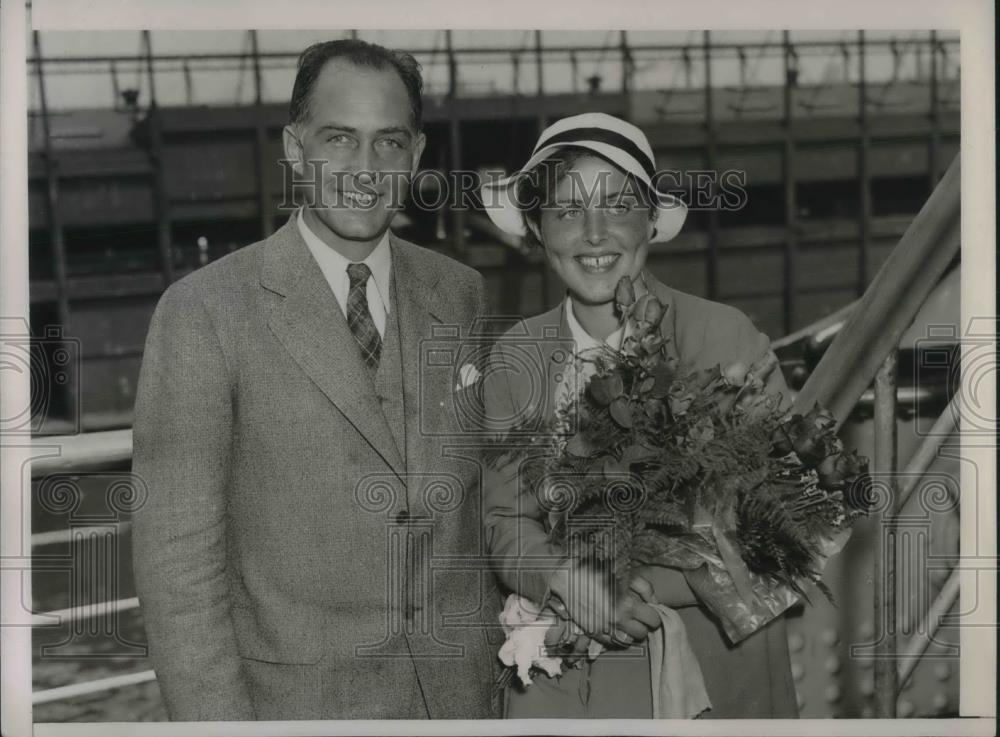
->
(583, 208, 609, 245)
(351, 146, 377, 187)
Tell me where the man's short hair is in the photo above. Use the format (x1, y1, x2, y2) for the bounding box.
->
(288, 38, 424, 131)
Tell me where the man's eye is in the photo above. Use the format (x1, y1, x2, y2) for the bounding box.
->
(377, 138, 404, 149)
(327, 134, 354, 145)
(607, 202, 633, 215)
(558, 207, 583, 219)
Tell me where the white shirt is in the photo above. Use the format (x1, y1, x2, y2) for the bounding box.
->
(554, 298, 629, 411)
(297, 208, 392, 337)
(564, 297, 627, 356)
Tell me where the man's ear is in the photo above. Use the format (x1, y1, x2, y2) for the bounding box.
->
(410, 131, 427, 175)
(282, 125, 305, 176)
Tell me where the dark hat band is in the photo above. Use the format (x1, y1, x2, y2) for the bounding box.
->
(534, 127, 656, 179)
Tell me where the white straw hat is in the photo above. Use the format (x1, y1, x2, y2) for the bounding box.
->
(480, 112, 687, 243)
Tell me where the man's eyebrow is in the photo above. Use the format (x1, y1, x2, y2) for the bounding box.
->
(375, 126, 413, 137)
(314, 123, 413, 137)
(316, 123, 358, 134)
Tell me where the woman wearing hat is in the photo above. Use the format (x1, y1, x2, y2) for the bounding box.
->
(481, 113, 798, 718)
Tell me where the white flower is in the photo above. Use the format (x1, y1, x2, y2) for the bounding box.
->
(454, 363, 482, 391)
(497, 594, 564, 685)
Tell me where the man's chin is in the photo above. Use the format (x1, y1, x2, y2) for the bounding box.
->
(316, 214, 391, 243)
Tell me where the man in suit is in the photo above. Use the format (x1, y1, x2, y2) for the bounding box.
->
(131, 39, 500, 721)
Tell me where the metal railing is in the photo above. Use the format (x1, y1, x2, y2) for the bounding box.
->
(788, 153, 961, 716)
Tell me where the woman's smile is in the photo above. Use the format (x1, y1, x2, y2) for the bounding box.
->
(574, 252, 621, 273)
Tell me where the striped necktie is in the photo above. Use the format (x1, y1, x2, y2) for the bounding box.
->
(345, 262, 382, 372)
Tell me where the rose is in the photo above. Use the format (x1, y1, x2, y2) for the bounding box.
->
(588, 371, 624, 406)
(633, 293, 665, 330)
(722, 361, 749, 385)
(804, 403, 836, 431)
(639, 332, 664, 356)
(817, 449, 869, 491)
(615, 277, 636, 315)
(667, 381, 695, 416)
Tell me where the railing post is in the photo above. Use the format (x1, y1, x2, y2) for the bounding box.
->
(32, 31, 79, 428)
(445, 31, 465, 257)
(535, 30, 547, 133)
(702, 31, 719, 301)
(143, 30, 175, 286)
(873, 350, 899, 717)
(251, 30, 274, 238)
(928, 31, 941, 188)
(782, 31, 797, 334)
(857, 30, 871, 295)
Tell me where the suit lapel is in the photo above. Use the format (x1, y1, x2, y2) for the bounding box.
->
(261, 217, 405, 477)
(391, 235, 452, 487)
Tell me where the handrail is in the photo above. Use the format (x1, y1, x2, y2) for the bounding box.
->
(32, 670, 156, 705)
(31, 428, 132, 478)
(790, 154, 961, 425)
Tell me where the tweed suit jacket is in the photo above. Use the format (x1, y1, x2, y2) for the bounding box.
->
(481, 271, 798, 717)
(131, 215, 502, 721)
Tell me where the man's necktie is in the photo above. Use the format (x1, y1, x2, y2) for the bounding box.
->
(345, 262, 382, 372)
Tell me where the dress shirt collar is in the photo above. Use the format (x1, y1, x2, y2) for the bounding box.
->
(564, 296, 627, 354)
(296, 207, 392, 315)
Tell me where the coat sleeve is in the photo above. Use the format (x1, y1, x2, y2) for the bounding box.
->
(130, 280, 255, 721)
(480, 340, 566, 605)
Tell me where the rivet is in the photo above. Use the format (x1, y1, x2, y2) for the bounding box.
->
(791, 662, 805, 681)
(932, 693, 949, 712)
(795, 690, 805, 710)
(860, 706, 875, 718)
(788, 633, 805, 652)
(554, 373, 564, 383)
(824, 655, 841, 674)
(859, 621, 875, 639)
(821, 628, 839, 646)
(934, 663, 951, 681)
(898, 700, 914, 718)
(824, 684, 841, 703)
(859, 677, 874, 697)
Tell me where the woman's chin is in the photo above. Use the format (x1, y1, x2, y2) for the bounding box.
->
(567, 272, 631, 306)
(568, 283, 617, 307)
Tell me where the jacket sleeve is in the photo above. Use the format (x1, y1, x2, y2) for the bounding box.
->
(130, 280, 255, 721)
(736, 315, 792, 410)
(480, 340, 565, 605)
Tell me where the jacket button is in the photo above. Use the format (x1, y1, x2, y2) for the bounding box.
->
(395, 509, 409, 525)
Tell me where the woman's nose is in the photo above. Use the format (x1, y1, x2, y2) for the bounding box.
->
(583, 208, 608, 245)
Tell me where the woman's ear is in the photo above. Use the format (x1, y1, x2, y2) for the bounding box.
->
(524, 217, 542, 244)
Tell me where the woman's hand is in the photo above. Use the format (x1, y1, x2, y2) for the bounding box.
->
(547, 561, 662, 647)
(631, 564, 699, 608)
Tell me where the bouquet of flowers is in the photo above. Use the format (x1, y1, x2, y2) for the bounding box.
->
(489, 277, 872, 685)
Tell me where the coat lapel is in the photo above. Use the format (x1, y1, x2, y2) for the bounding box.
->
(261, 217, 405, 477)
(390, 235, 452, 488)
